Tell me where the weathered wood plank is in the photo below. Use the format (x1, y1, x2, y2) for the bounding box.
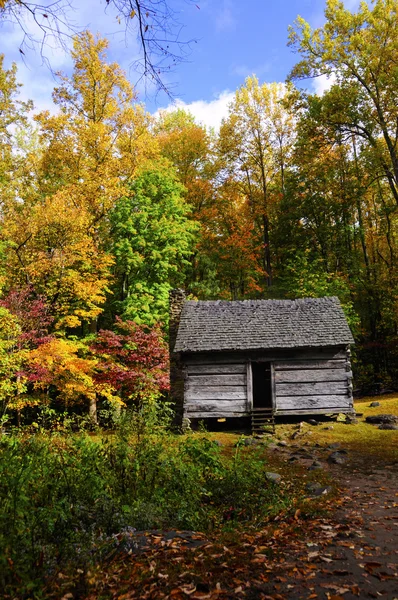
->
(187, 364, 246, 375)
(275, 407, 353, 416)
(276, 381, 348, 396)
(274, 360, 347, 371)
(184, 348, 348, 365)
(186, 387, 247, 401)
(184, 400, 246, 413)
(246, 361, 253, 411)
(276, 395, 351, 410)
(184, 410, 248, 418)
(275, 369, 352, 383)
(187, 374, 246, 387)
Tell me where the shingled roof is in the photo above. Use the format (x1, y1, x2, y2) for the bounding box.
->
(173, 297, 354, 353)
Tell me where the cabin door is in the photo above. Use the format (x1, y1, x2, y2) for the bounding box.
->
(251, 362, 273, 409)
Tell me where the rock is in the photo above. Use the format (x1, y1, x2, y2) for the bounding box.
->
(213, 440, 222, 447)
(308, 419, 319, 426)
(265, 472, 282, 484)
(369, 401, 381, 407)
(366, 414, 398, 425)
(308, 461, 323, 471)
(182, 418, 191, 432)
(297, 451, 315, 459)
(378, 424, 398, 430)
(345, 416, 358, 424)
(267, 443, 279, 451)
(305, 482, 332, 496)
(323, 426, 334, 430)
(291, 431, 301, 440)
(327, 442, 341, 449)
(278, 440, 288, 447)
(243, 437, 256, 446)
(328, 451, 348, 465)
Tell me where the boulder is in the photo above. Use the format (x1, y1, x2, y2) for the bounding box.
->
(369, 401, 381, 407)
(308, 461, 323, 472)
(243, 437, 256, 446)
(277, 440, 288, 447)
(345, 415, 358, 424)
(327, 451, 348, 465)
(308, 419, 319, 426)
(365, 414, 398, 425)
(265, 472, 282, 484)
(305, 482, 332, 496)
(378, 424, 398, 430)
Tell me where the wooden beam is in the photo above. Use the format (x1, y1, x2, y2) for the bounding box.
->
(246, 361, 253, 411)
(275, 369, 352, 383)
(275, 407, 353, 415)
(276, 381, 348, 397)
(184, 400, 246, 413)
(186, 387, 247, 401)
(187, 364, 246, 375)
(187, 374, 246, 387)
(276, 395, 351, 410)
(184, 411, 248, 418)
(274, 359, 347, 371)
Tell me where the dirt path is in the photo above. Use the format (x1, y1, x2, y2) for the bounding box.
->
(85, 444, 398, 600)
(265, 460, 398, 600)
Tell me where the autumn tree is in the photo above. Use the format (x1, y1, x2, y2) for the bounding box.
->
(0, 306, 26, 423)
(92, 317, 169, 406)
(1, 32, 158, 330)
(0, 54, 32, 206)
(288, 0, 398, 205)
(218, 78, 296, 288)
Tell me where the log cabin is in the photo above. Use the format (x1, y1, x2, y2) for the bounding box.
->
(169, 290, 355, 429)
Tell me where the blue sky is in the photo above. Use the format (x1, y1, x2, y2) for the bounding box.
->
(1, 0, 360, 129)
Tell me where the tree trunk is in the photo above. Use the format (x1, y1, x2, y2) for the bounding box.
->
(89, 395, 97, 423)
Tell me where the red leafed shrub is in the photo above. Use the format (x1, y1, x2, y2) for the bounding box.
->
(91, 317, 169, 403)
(0, 286, 54, 348)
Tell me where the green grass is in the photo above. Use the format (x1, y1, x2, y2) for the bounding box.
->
(194, 395, 398, 464)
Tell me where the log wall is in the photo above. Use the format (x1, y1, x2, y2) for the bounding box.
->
(273, 356, 353, 415)
(184, 362, 248, 418)
(181, 347, 353, 419)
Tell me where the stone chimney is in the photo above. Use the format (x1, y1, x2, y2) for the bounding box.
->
(169, 289, 186, 427)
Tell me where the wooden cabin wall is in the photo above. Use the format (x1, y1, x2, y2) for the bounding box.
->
(182, 347, 353, 419)
(184, 361, 248, 419)
(273, 353, 353, 415)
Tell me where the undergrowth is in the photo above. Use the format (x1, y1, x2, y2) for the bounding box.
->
(0, 404, 296, 597)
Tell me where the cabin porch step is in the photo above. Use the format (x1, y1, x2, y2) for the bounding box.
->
(251, 408, 275, 435)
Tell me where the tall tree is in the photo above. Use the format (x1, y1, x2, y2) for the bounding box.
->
(109, 165, 198, 325)
(288, 0, 398, 205)
(218, 77, 295, 288)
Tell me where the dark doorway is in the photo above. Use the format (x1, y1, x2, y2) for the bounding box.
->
(252, 362, 273, 409)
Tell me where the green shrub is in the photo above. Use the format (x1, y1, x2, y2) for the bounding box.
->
(0, 405, 294, 596)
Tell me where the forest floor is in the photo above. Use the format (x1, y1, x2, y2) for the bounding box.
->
(82, 396, 398, 600)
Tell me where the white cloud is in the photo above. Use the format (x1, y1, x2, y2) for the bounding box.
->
(155, 90, 235, 131)
(215, 0, 236, 33)
(312, 72, 336, 96)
